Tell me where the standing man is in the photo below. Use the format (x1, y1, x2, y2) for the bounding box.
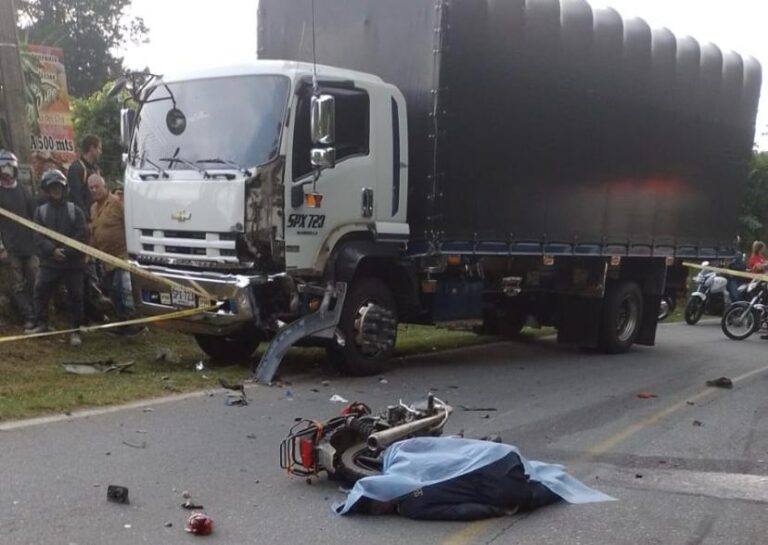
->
(0, 149, 38, 329)
(88, 173, 140, 335)
(27, 169, 88, 347)
(66, 134, 101, 218)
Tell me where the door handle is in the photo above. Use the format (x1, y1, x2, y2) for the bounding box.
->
(362, 188, 374, 218)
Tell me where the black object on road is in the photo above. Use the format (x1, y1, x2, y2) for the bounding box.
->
(107, 485, 130, 504)
(705, 377, 733, 389)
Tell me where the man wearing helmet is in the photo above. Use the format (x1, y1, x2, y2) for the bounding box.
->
(0, 150, 38, 329)
(27, 169, 88, 347)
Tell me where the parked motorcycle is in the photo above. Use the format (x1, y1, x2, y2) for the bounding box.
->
(685, 262, 730, 325)
(721, 278, 768, 340)
(280, 394, 451, 482)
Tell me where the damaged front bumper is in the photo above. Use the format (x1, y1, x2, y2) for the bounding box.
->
(130, 262, 267, 336)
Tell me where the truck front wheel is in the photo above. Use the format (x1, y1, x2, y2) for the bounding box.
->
(327, 278, 398, 376)
(599, 281, 643, 354)
(194, 329, 261, 362)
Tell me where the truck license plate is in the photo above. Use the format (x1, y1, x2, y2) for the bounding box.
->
(170, 286, 196, 308)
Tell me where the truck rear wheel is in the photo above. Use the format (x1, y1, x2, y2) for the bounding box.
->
(599, 281, 643, 354)
(327, 278, 398, 376)
(194, 329, 261, 362)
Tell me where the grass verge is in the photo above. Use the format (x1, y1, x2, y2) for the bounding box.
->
(0, 323, 551, 421)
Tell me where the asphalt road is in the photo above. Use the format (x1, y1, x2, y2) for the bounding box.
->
(2, 320, 768, 545)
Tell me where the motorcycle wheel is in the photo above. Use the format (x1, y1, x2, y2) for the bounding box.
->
(684, 297, 705, 325)
(721, 302, 759, 341)
(339, 442, 382, 483)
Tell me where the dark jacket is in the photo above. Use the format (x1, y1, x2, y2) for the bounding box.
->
(0, 183, 36, 257)
(33, 198, 88, 269)
(66, 157, 98, 220)
(396, 452, 560, 521)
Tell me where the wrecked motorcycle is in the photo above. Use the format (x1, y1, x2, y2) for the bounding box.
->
(280, 394, 451, 482)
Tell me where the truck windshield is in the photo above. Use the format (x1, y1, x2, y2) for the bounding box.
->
(132, 75, 290, 170)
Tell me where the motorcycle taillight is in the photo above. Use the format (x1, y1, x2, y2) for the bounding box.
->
(299, 437, 315, 469)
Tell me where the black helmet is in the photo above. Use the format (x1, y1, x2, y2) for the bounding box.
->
(40, 169, 67, 190)
(0, 149, 19, 178)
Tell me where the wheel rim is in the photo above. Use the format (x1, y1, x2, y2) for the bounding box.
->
(616, 296, 639, 342)
(352, 300, 397, 357)
(725, 306, 755, 337)
(658, 299, 670, 320)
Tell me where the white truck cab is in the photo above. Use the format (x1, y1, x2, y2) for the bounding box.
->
(121, 61, 408, 373)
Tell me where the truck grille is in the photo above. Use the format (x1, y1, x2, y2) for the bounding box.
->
(137, 229, 239, 263)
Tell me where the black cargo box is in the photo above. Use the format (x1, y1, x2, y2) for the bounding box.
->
(259, 0, 762, 258)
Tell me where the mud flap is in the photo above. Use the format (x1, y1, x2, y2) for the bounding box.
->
(251, 282, 347, 384)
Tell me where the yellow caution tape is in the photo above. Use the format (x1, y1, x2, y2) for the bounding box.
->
(0, 305, 219, 344)
(0, 203, 225, 344)
(683, 262, 768, 282)
(0, 206, 213, 300)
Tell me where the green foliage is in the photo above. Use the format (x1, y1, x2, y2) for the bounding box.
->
(738, 152, 768, 246)
(70, 84, 123, 183)
(17, 0, 148, 97)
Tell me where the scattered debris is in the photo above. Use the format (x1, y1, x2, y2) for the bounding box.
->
(124, 524, 132, 529)
(459, 405, 498, 412)
(225, 392, 248, 406)
(634, 474, 643, 479)
(62, 360, 135, 375)
(379, 378, 389, 384)
(321, 380, 331, 387)
(164, 521, 173, 528)
(246, 434, 258, 440)
(185, 513, 213, 535)
(481, 414, 491, 419)
(637, 391, 658, 399)
(122, 440, 147, 449)
(448, 385, 459, 389)
(284, 389, 294, 401)
(686, 401, 695, 406)
(181, 500, 205, 510)
(693, 420, 703, 427)
(195, 361, 207, 372)
(107, 485, 130, 504)
(163, 382, 181, 393)
(305, 478, 313, 486)
(182, 491, 192, 499)
(143, 408, 154, 413)
(135, 429, 147, 434)
(310, 388, 319, 393)
(329, 394, 349, 403)
(706, 377, 733, 389)
(219, 378, 245, 392)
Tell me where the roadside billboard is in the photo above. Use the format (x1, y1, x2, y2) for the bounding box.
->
(21, 44, 76, 180)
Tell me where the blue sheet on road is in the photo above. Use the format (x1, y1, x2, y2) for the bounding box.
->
(335, 437, 616, 514)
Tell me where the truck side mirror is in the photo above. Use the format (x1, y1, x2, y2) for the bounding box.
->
(119, 107, 136, 149)
(310, 147, 336, 169)
(311, 94, 335, 145)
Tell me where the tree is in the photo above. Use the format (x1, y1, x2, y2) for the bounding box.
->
(17, 0, 148, 97)
(70, 83, 123, 183)
(738, 151, 768, 245)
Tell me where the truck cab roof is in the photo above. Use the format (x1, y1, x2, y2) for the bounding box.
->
(159, 60, 386, 86)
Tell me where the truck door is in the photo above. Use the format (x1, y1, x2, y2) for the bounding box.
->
(285, 83, 375, 273)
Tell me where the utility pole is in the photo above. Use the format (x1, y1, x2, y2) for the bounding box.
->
(0, 0, 29, 167)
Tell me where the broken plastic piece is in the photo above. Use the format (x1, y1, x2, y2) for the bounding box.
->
(705, 377, 733, 389)
(637, 391, 657, 399)
(181, 500, 205, 510)
(107, 485, 130, 504)
(329, 394, 349, 403)
(62, 360, 135, 375)
(185, 513, 213, 535)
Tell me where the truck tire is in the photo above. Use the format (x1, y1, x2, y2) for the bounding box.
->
(599, 281, 643, 354)
(194, 330, 261, 362)
(327, 278, 398, 376)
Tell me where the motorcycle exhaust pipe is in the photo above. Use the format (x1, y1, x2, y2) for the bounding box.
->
(366, 409, 450, 451)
